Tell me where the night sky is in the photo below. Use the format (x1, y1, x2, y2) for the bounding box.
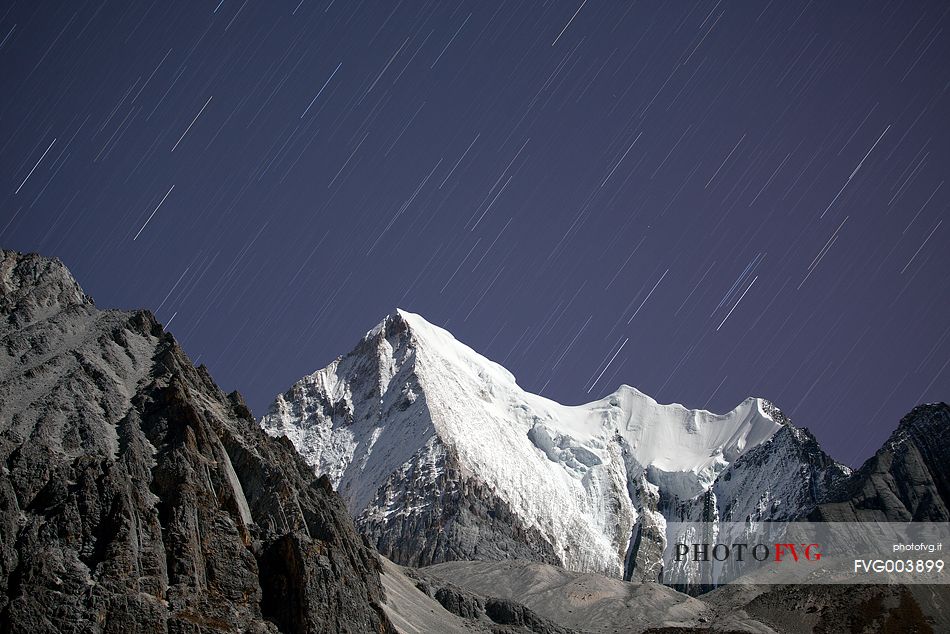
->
(2, 1, 948, 466)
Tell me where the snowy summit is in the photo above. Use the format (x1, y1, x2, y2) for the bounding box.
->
(261, 309, 848, 579)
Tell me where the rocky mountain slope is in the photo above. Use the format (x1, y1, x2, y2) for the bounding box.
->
(261, 309, 849, 581)
(2, 248, 946, 633)
(812, 402, 950, 522)
(0, 249, 395, 633)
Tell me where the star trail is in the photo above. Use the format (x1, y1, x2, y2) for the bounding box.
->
(1, 1, 948, 465)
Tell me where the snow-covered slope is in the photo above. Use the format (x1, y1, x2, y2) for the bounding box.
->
(261, 309, 847, 579)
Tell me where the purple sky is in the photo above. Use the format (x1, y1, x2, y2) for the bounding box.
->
(1, 1, 948, 466)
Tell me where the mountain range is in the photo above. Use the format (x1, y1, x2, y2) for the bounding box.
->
(2, 248, 948, 633)
(259, 309, 866, 581)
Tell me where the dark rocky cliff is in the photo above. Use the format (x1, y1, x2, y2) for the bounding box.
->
(358, 436, 563, 569)
(0, 250, 394, 633)
(812, 402, 950, 522)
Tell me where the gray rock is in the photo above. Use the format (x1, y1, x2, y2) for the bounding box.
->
(406, 564, 577, 634)
(421, 558, 949, 633)
(417, 559, 760, 633)
(812, 402, 950, 521)
(0, 249, 394, 633)
(359, 438, 564, 569)
(701, 582, 948, 634)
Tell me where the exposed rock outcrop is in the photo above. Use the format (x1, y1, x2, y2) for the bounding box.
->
(359, 436, 563, 569)
(0, 250, 394, 633)
(812, 402, 950, 522)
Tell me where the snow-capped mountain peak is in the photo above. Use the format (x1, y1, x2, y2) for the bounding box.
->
(261, 310, 845, 578)
(358, 309, 780, 482)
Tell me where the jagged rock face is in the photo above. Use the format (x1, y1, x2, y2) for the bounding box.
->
(0, 250, 394, 633)
(655, 424, 852, 592)
(262, 309, 849, 581)
(358, 436, 563, 569)
(664, 424, 851, 523)
(813, 402, 950, 522)
(712, 404, 851, 522)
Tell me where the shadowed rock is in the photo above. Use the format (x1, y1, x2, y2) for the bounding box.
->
(0, 249, 394, 633)
(812, 402, 950, 522)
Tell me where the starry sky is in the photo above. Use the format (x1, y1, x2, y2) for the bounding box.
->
(2, 1, 948, 466)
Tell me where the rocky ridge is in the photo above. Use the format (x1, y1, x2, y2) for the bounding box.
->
(261, 309, 851, 581)
(812, 402, 950, 522)
(0, 249, 394, 633)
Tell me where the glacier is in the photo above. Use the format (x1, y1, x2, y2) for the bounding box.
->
(261, 309, 848, 579)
